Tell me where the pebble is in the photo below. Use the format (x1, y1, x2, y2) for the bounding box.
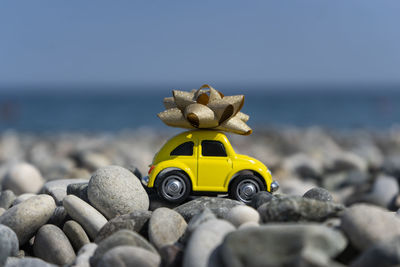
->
(226, 205, 260, 227)
(87, 166, 149, 219)
(5, 256, 57, 267)
(341, 204, 400, 251)
(220, 223, 347, 267)
(238, 221, 259, 229)
(303, 187, 333, 202)
(95, 210, 152, 243)
(48, 206, 69, 227)
(12, 193, 36, 206)
(180, 208, 216, 244)
(67, 182, 90, 203)
(33, 224, 76, 265)
(71, 243, 97, 267)
(279, 178, 317, 196)
(250, 191, 274, 209)
(0, 194, 56, 244)
(327, 152, 368, 173)
(63, 220, 90, 251)
(0, 207, 5, 216)
(350, 236, 400, 267)
(91, 230, 157, 266)
(173, 197, 243, 221)
(2, 163, 45, 195)
(98, 246, 161, 267)
(283, 153, 323, 178)
(148, 207, 187, 250)
(63, 195, 108, 240)
(183, 219, 235, 267)
(362, 175, 399, 208)
(41, 178, 88, 205)
(0, 224, 19, 266)
(159, 244, 183, 267)
(0, 190, 16, 209)
(258, 196, 344, 222)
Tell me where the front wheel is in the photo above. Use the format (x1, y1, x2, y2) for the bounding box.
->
(156, 170, 191, 203)
(229, 175, 265, 204)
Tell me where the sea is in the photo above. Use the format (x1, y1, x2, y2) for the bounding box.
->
(0, 86, 399, 133)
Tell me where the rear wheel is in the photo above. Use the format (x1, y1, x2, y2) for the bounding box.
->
(229, 175, 265, 204)
(156, 170, 191, 203)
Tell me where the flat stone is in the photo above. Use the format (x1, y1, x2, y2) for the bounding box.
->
(67, 182, 90, 203)
(0, 190, 16, 209)
(2, 163, 44, 195)
(0, 224, 19, 266)
(183, 219, 235, 267)
(41, 178, 88, 205)
(0, 194, 56, 244)
(98, 246, 161, 267)
(258, 196, 344, 222)
(303, 187, 333, 202)
(63, 220, 90, 251)
(220, 223, 347, 267)
(87, 166, 149, 219)
(91, 229, 157, 267)
(5, 256, 57, 267)
(149, 208, 187, 250)
(174, 197, 243, 221)
(12, 193, 36, 206)
(63, 195, 107, 240)
(341, 204, 400, 251)
(226, 205, 260, 227)
(33, 224, 76, 265)
(95, 210, 152, 243)
(71, 243, 97, 267)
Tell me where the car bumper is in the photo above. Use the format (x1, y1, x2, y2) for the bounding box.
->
(270, 180, 280, 193)
(141, 175, 149, 186)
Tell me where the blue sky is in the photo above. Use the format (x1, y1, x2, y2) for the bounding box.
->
(0, 0, 399, 89)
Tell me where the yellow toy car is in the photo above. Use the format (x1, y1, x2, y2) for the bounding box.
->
(141, 129, 279, 203)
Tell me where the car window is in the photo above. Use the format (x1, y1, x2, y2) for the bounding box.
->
(170, 141, 194, 156)
(201, 140, 227, 157)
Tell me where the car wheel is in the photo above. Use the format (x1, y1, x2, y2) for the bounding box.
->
(229, 175, 265, 204)
(156, 170, 191, 203)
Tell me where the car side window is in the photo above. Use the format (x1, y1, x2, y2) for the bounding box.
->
(201, 140, 227, 157)
(170, 141, 194, 156)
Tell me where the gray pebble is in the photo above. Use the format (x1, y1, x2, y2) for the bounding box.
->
(71, 243, 97, 267)
(63, 220, 90, 251)
(2, 163, 44, 195)
(250, 191, 274, 209)
(41, 178, 88, 205)
(0, 207, 5, 216)
(303, 187, 333, 202)
(0, 190, 16, 209)
(98, 246, 161, 267)
(95, 210, 152, 243)
(63, 195, 108, 240)
(180, 208, 216, 244)
(173, 197, 243, 221)
(91, 229, 157, 267)
(341, 204, 400, 251)
(88, 166, 149, 219)
(149, 207, 187, 250)
(5, 256, 57, 267)
(67, 182, 90, 203)
(362, 175, 399, 208)
(33, 224, 76, 265)
(0, 194, 56, 245)
(0, 224, 19, 266)
(48, 206, 69, 227)
(220, 223, 347, 267)
(12, 193, 36, 206)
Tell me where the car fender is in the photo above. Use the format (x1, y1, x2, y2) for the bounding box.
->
(224, 166, 272, 191)
(148, 160, 195, 188)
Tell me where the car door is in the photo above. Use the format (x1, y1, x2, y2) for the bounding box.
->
(197, 140, 233, 191)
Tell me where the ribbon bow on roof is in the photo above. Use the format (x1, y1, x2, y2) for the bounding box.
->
(157, 84, 252, 135)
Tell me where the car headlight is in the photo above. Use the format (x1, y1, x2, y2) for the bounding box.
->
(141, 175, 149, 186)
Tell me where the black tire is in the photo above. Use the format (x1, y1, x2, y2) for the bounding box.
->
(229, 175, 265, 204)
(155, 170, 191, 204)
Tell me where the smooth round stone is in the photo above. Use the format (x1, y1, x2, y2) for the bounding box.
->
(362, 175, 399, 208)
(250, 191, 274, 209)
(226, 205, 260, 227)
(341, 204, 400, 251)
(5, 256, 57, 267)
(98, 246, 161, 267)
(87, 166, 149, 219)
(33, 224, 76, 265)
(95, 210, 152, 243)
(180, 208, 216, 244)
(149, 208, 187, 250)
(63, 220, 90, 251)
(12, 193, 36, 206)
(91, 230, 157, 267)
(63, 195, 108, 240)
(0, 190, 16, 209)
(173, 197, 243, 221)
(72, 243, 97, 267)
(2, 163, 44, 195)
(41, 178, 89, 205)
(303, 187, 333, 202)
(0, 194, 56, 244)
(238, 221, 260, 229)
(0, 224, 19, 266)
(183, 219, 235, 267)
(220, 224, 347, 267)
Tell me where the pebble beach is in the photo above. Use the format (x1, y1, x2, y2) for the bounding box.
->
(1, 126, 400, 267)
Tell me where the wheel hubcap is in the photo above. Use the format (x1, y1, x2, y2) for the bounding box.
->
(236, 179, 260, 203)
(161, 175, 186, 200)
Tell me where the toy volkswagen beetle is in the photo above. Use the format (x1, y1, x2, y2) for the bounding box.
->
(141, 129, 279, 204)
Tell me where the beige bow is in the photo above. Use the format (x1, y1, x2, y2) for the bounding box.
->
(158, 84, 252, 135)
